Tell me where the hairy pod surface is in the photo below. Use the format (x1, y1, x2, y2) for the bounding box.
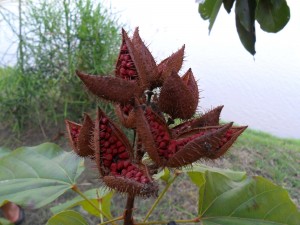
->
(158, 71, 198, 119)
(76, 70, 142, 104)
(94, 108, 157, 196)
(65, 114, 94, 158)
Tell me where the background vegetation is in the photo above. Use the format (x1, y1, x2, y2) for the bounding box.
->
(0, 0, 121, 135)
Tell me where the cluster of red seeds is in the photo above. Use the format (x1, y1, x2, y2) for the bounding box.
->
(118, 44, 138, 80)
(145, 108, 174, 159)
(219, 129, 233, 147)
(99, 116, 150, 184)
(70, 125, 80, 144)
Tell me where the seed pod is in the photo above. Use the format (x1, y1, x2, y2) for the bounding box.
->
(167, 123, 247, 167)
(156, 45, 185, 87)
(103, 163, 158, 197)
(76, 70, 142, 104)
(132, 27, 159, 89)
(120, 28, 150, 90)
(65, 114, 94, 158)
(94, 108, 134, 176)
(172, 105, 224, 137)
(114, 103, 136, 128)
(158, 70, 198, 119)
(135, 101, 166, 167)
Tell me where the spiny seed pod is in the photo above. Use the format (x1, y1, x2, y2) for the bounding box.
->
(94, 108, 157, 196)
(156, 45, 185, 87)
(168, 124, 247, 167)
(65, 114, 94, 158)
(172, 105, 224, 137)
(158, 70, 199, 119)
(76, 70, 142, 104)
(132, 27, 159, 88)
(115, 103, 136, 128)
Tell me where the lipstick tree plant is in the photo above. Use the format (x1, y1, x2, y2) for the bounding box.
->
(0, 28, 299, 225)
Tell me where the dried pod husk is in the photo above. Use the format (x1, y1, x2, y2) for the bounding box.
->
(103, 165, 158, 197)
(156, 45, 185, 87)
(115, 30, 139, 82)
(94, 108, 134, 176)
(76, 70, 142, 104)
(181, 68, 198, 101)
(166, 123, 233, 167)
(121, 28, 150, 90)
(132, 27, 159, 88)
(158, 71, 198, 119)
(65, 115, 94, 158)
(134, 101, 165, 167)
(115, 103, 136, 128)
(172, 105, 224, 137)
(208, 125, 247, 159)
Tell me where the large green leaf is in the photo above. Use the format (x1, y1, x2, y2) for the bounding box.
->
(0, 143, 84, 209)
(256, 0, 290, 33)
(46, 210, 88, 225)
(189, 171, 300, 224)
(51, 188, 113, 218)
(0, 147, 11, 158)
(235, 0, 256, 55)
(198, 0, 223, 33)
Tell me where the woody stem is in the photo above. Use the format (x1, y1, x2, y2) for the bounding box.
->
(124, 194, 135, 225)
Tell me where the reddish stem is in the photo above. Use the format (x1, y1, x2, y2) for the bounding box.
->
(124, 194, 135, 225)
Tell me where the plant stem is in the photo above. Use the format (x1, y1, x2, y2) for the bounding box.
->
(143, 173, 179, 222)
(124, 194, 135, 225)
(136, 217, 201, 225)
(71, 185, 117, 224)
(99, 216, 124, 225)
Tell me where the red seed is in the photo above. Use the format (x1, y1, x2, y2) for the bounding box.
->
(159, 141, 167, 149)
(116, 141, 123, 147)
(101, 117, 108, 124)
(103, 160, 111, 167)
(99, 132, 106, 138)
(105, 133, 110, 139)
(125, 172, 132, 178)
(104, 141, 110, 148)
(117, 161, 124, 170)
(100, 124, 106, 130)
(118, 146, 126, 153)
(110, 163, 117, 172)
(136, 171, 142, 177)
(104, 153, 112, 161)
(124, 160, 130, 168)
(127, 165, 134, 172)
(119, 151, 129, 159)
(109, 136, 117, 143)
(121, 169, 127, 175)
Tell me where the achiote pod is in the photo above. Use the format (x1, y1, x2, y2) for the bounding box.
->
(76, 70, 143, 104)
(172, 105, 224, 137)
(94, 108, 158, 197)
(159, 70, 199, 119)
(65, 114, 94, 158)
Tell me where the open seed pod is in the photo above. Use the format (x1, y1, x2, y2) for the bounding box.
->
(167, 124, 247, 167)
(132, 27, 159, 88)
(158, 70, 199, 119)
(172, 105, 224, 137)
(76, 70, 142, 104)
(94, 107, 157, 197)
(135, 103, 170, 167)
(65, 114, 94, 158)
(115, 103, 136, 128)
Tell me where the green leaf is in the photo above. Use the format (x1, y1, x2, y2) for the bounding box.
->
(0, 218, 13, 225)
(0, 147, 11, 158)
(235, 0, 256, 55)
(256, 0, 290, 33)
(223, 0, 235, 13)
(195, 171, 300, 224)
(198, 0, 223, 33)
(154, 168, 171, 183)
(184, 163, 246, 181)
(51, 188, 113, 218)
(0, 143, 84, 209)
(46, 210, 88, 225)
